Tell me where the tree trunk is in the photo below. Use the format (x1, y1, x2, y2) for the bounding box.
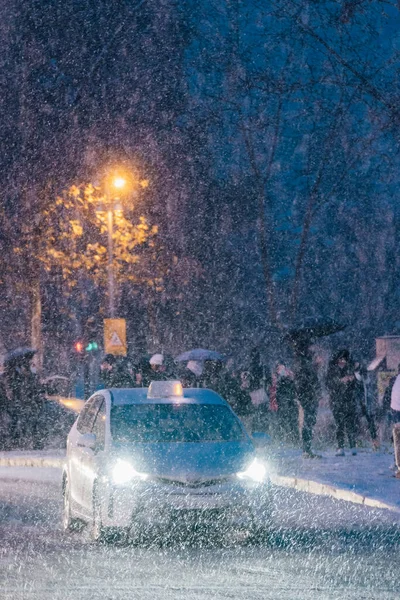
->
(31, 279, 43, 372)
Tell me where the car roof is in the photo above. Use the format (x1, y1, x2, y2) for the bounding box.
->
(106, 387, 229, 407)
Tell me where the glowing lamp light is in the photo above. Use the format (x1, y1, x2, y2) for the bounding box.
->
(74, 341, 84, 353)
(113, 176, 127, 189)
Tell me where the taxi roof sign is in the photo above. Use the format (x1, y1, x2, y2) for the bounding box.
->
(147, 380, 183, 399)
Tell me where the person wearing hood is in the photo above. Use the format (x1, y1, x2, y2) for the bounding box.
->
(149, 353, 168, 382)
(326, 349, 358, 456)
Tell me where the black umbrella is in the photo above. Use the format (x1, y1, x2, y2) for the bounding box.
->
(4, 347, 37, 365)
(286, 321, 346, 353)
(288, 320, 345, 340)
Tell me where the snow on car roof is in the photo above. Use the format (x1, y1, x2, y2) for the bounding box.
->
(109, 387, 227, 407)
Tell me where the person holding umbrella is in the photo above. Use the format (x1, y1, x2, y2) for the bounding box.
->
(3, 348, 45, 449)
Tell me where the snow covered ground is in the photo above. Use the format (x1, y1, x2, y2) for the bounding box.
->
(266, 446, 400, 514)
(0, 466, 399, 600)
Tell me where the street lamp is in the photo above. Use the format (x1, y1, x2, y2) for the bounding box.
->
(105, 173, 128, 318)
(103, 168, 148, 318)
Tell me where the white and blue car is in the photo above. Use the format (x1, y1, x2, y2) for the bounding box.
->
(62, 381, 271, 541)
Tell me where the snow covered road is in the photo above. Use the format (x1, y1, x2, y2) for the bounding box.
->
(0, 468, 399, 600)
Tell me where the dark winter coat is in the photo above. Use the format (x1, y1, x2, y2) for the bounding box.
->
(276, 376, 297, 410)
(222, 375, 252, 417)
(326, 362, 357, 409)
(294, 357, 320, 409)
(206, 373, 252, 417)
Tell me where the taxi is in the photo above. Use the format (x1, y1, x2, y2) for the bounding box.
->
(62, 381, 271, 541)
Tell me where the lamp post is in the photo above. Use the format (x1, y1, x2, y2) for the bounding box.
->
(103, 168, 149, 318)
(107, 207, 115, 318)
(105, 173, 128, 318)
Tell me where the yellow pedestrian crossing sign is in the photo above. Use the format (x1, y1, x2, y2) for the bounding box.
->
(104, 319, 127, 356)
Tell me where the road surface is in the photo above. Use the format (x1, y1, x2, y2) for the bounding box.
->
(0, 467, 399, 600)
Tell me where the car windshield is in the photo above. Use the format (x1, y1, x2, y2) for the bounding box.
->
(110, 403, 245, 443)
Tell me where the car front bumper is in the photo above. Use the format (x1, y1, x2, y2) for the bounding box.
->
(100, 478, 271, 529)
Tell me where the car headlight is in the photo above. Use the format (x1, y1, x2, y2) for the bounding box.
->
(112, 459, 148, 485)
(237, 458, 267, 483)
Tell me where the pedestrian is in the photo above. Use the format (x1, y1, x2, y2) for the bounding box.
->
(245, 349, 270, 434)
(114, 357, 137, 387)
(293, 341, 321, 458)
(222, 369, 252, 420)
(0, 375, 11, 450)
(326, 349, 358, 456)
(380, 364, 400, 425)
(390, 368, 400, 425)
(274, 362, 299, 445)
(354, 363, 379, 450)
(163, 354, 178, 380)
(149, 353, 168, 381)
(202, 359, 224, 391)
(3, 354, 45, 449)
(183, 360, 204, 387)
(99, 354, 118, 388)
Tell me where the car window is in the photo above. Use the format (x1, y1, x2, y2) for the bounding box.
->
(76, 399, 95, 434)
(110, 403, 245, 444)
(91, 400, 106, 451)
(76, 396, 103, 434)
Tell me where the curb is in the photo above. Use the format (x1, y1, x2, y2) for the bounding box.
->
(0, 457, 64, 468)
(270, 473, 400, 514)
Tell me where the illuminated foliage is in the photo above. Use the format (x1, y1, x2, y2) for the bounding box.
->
(34, 183, 159, 290)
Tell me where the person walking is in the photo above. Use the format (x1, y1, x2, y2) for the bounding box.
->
(275, 363, 299, 445)
(3, 352, 45, 449)
(388, 369, 400, 478)
(182, 360, 203, 387)
(245, 349, 269, 433)
(99, 354, 118, 388)
(354, 364, 379, 450)
(326, 349, 358, 456)
(390, 369, 400, 425)
(293, 343, 321, 458)
(149, 354, 168, 381)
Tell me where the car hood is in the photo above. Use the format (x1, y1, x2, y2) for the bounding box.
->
(113, 441, 255, 482)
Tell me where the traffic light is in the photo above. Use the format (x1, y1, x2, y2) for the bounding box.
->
(74, 340, 84, 353)
(85, 341, 99, 352)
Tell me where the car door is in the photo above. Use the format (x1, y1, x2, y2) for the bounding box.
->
(80, 395, 106, 512)
(69, 398, 99, 509)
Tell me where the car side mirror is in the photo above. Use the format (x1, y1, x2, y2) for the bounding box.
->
(78, 432, 96, 449)
(251, 432, 271, 448)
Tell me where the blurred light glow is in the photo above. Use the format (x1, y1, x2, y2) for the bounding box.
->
(112, 459, 148, 485)
(113, 176, 126, 189)
(237, 458, 267, 483)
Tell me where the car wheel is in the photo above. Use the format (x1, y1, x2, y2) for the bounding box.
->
(62, 476, 80, 532)
(91, 489, 125, 543)
(91, 492, 106, 542)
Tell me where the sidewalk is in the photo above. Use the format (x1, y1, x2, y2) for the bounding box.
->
(268, 447, 400, 514)
(0, 449, 65, 468)
(0, 447, 399, 514)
